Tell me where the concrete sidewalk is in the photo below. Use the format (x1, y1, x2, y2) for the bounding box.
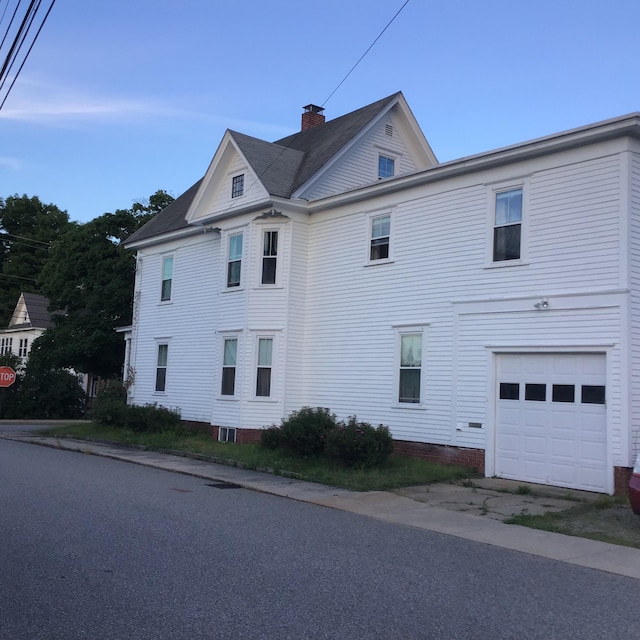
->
(2, 431, 640, 580)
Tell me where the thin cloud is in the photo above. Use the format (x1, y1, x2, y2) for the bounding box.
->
(0, 157, 22, 170)
(0, 77, 199, 126)
(0, 77, 293, 139)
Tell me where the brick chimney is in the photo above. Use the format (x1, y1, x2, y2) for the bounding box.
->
(301, 104, 325, 131)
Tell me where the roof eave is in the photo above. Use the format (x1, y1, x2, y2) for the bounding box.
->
(308, 113, 640, 213)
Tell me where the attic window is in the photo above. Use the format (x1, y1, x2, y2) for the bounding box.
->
(378, 155, 395, 179)
(385, 124, 393, 137)
(232, 174, 244, 198)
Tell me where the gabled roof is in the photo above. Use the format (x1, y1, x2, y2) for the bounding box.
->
(7, 292, 53, 330)
(230, 131, 304, 198)
(275, 92, 403, 193)
(125, 93, 412, 247)
(125, 179, 203, 246)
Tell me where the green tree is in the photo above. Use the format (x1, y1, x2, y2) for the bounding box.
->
(0, 195, 72, 326)
(34, 190, 174, 378)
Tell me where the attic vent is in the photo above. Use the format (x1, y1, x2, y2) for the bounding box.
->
(385, 124, 393, 137)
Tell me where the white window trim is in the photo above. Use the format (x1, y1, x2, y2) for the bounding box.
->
(224, 229, 245, 290)
(258, 227, 281, 288)
(393, 326, 426, 409)
(485, 180, 529, 268)
(377, 153, 396, 180)
(160, 254, 174, 303)
(231, 173, 245, 199)
(365, 209, 395, 266)
(218, 332, 242, 400)
(153, 338, 171, 395)
(251, 333, 277, 401)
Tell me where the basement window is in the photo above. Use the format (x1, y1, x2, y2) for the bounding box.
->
(218, 427, 237, 443)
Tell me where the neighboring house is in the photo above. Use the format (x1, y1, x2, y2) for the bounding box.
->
(0, 292, 53, 364)
(123, 92, 640, 495)
(0, 292, 101, 400)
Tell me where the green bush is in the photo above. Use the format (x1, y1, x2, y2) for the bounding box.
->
(91, 381, 182, 433)
(125, 403, 182, 433)
(90, 379, 128, 426)
(279, 406, 339, 457)
(325, 417, 394, 468)
(260, 425, 283, 450)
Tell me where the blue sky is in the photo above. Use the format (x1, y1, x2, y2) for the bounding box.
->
(2, 0, 639, 223)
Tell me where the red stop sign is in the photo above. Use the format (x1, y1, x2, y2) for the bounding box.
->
(0, 366, 16, 388)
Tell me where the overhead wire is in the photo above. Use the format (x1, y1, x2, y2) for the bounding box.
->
(321, 0, 411, 108)
(0, 0, 56, 111)
(212, 0, 413, 222)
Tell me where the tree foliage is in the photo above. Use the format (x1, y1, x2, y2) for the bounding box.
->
(34, 190, 174, 378)
(0, 195, 71, 326)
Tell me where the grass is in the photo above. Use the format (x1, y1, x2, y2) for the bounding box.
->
(505, 495, 640, 549)
(38, 422, 476, 492)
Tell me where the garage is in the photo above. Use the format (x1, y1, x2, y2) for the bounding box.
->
(495, 353, 607, 492)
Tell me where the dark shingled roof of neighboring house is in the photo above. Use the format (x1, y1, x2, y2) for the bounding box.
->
(7, 292, 54, 330)
(124, 93, 401, 246)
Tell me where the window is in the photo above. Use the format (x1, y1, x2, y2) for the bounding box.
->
(161, 256, 173, 301)
(155, 343, 168, 392)
(231, 174, 244, 198)
(499, 382, 519, 400)
(256, 338, 273, 397)
(493, 188, 522, 261)
(399, 333, 422, 403)
(378, 155, 395, 179)
(227, 233, 243, 287)
(221, 338, 237, 396)
(370, 214, 390, 261)
(18, 338, 28, 358)
(218, 427, 237, 443)
(261, 231, 278, 285)
(0, 337, 13, 355)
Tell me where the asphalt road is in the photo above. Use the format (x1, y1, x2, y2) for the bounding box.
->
(1, 439, 639, 640)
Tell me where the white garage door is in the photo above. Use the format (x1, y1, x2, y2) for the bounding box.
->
(496, 353, 607, 492)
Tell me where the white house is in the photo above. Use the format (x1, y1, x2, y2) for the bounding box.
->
(123, 92, 640, 495)
(0, 292, 53, 364)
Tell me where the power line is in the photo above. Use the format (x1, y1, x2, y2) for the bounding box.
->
(321, 0, 411, 107)
(0, 272, 37, 282)
(0, 0, 56, 111)
(0, 231, 52, 246)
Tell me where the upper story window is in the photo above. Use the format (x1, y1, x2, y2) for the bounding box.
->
(261, 230, 278, 285)
(231, 174, 244, 198)
(378, 155, 395, 179)
(370, 214, 391, 261)
(399, 332, 422, 404)
(161, 256, 174, 301)
(18, 338, 28, 358)
(493, 188, 522, 262)
(227, 233, 243, 287)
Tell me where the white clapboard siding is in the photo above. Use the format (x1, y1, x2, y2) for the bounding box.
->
(301, 150, 623, 443)
(630, 150, 640, 462)
(131, 234, 220, 422)
(303, 115, 419, 201)
(192, 151, 269, 222)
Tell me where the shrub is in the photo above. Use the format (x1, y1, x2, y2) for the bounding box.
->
(18, 364, 86, 419)
(125, 403, 182, 433)
(279, 406, 339, 457)
(325, 417, 394, 468)
(260, 425, 283, 450)
(90, 379, 128, 426)
(91, 381, 182, 433)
